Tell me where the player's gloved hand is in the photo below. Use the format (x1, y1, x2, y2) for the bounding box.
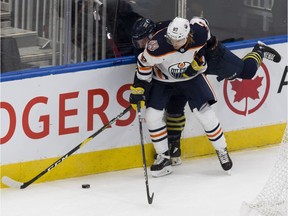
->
(129, 85, 145, 110)
(183, 55, 207, 78)
(216, 73, 237, 82)
(216, 76, 224, 82)
(191, 55, 206, 71)
(182, 65, 198, 78)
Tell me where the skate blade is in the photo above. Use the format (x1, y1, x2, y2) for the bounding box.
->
(151, 166, 173, 177)
(171, 157, 182, 166)
(224, 170, 232, 175)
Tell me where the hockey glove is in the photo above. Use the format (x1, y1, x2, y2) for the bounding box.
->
(182, 65, 198, 78)
(183, 55, 206, 78)
(191, 55, 206, 71)
(129, 85, 146, 110)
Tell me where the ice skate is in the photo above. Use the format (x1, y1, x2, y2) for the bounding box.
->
(216, 147, 233, 171)
(151, 150, 173, 177)
(253, 41, 281, 63)
(170, 145, 182, 166)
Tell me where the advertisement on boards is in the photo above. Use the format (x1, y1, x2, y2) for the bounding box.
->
(1, 43, 287, 165)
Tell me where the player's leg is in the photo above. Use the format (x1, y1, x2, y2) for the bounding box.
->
(180, 75, 233, 171)
(192, 103, 233, 171)
(166, 89, 187, 166)
(205, 43, 244, 81)
(239, 41, 281, 79)
(145, 82, 173, 177)
(205, 41, 281, 81)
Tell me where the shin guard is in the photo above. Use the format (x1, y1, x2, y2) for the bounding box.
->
(193, 104, 227, 150)
(145, 108, 169, 154)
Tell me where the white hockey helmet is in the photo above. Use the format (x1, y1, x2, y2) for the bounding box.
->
(166, 17, 190, 41)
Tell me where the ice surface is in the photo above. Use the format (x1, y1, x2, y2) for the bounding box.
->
(0, 145, 279, 216)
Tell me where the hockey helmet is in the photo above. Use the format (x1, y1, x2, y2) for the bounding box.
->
(131, 18, 156, 48)
(166, 17, 190, 41)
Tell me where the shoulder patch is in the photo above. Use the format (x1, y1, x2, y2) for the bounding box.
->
(147, 40, 159, 52)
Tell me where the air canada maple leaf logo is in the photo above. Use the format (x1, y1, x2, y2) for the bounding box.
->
(223, 64, 270, 116)
(231, 76, 263, 102)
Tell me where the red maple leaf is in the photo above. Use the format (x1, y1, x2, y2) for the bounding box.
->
(231, 76, 263, 102)
(230, 76, 263, 114)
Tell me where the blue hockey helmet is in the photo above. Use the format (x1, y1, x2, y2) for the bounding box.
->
(131, 18, 156, 48)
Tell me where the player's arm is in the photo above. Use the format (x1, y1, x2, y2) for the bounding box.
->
(129, 51, 154, 110)
(136, 38, 164, 81)
(181, 17, 210, 78)
(136, 51, 153, 82)
(190, 16, 218, 51)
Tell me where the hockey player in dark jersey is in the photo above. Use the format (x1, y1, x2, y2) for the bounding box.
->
(130, 17, 232, 177)
(186, 17, 281, 80)
(130, 17, 281, 174)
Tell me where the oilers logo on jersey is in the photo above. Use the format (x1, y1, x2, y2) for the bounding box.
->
(168, 62, 190, 79)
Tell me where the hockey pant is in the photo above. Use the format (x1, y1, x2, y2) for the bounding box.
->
(205, 43, 260, 81)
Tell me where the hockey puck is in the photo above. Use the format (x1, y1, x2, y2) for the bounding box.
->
(82, 184, 90, 189)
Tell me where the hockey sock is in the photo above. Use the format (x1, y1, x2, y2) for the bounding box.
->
(166, 113, 185, 156)
(193, 104, 227, 150)
(166, 112, 185, 141)
(166, 113, 185, 134)
(146, 107, 169, 154)
(238, 51, 262, 79)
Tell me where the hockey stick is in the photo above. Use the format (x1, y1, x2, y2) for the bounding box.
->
(137, 103, 154, 204)
(106, 27, 121, 58)
(2, 106, 132, 189)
